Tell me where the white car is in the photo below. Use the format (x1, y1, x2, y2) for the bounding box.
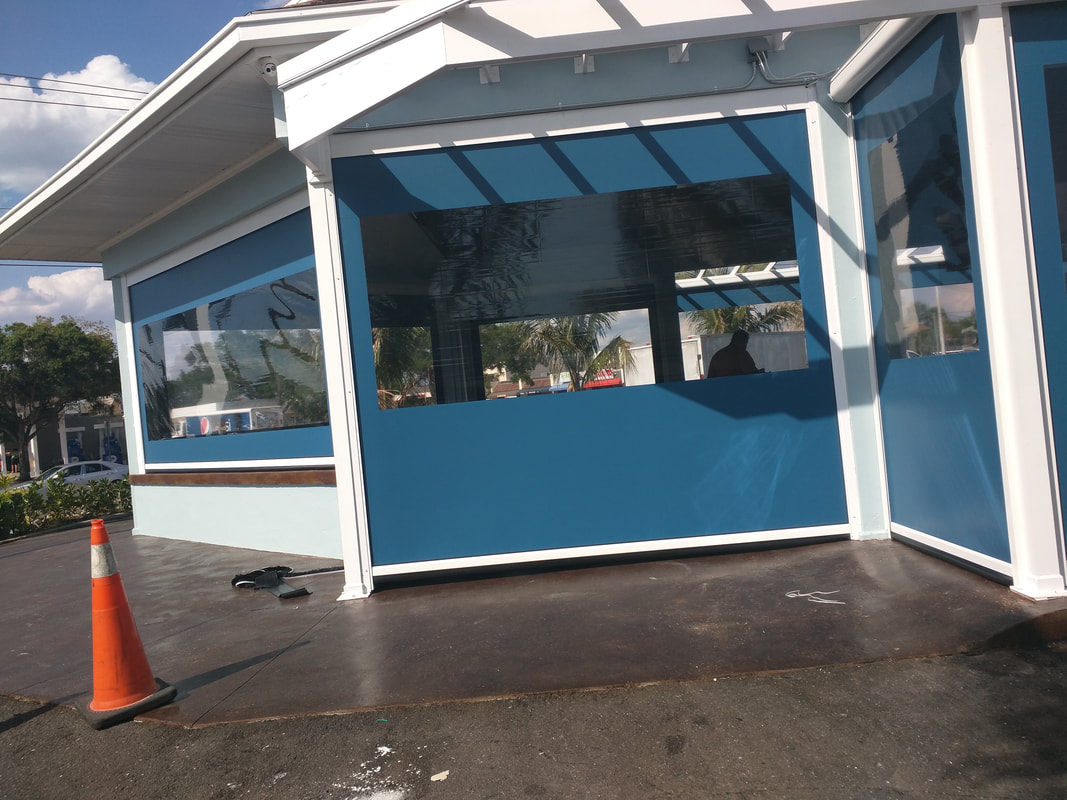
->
(12, 460, 130, 495)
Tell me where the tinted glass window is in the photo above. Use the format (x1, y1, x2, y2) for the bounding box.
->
(137, 268, 329, 441)
(854, 22, 978, 360)
(362, 176, 807, 408)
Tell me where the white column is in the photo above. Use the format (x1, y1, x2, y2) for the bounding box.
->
(959, 7, 1067, 599)
(304, 141, 375, 600)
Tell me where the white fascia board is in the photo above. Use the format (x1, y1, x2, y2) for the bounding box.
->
(330, 83, 810, 157)
(0, 13, 360, 254)
(284, 23, 450, 152)
(277, 0, 470, 88)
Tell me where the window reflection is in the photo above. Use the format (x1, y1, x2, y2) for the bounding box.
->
(361, 175, 806, 409)
(859, 54, 979, 360)
(138, 268, 329, 440)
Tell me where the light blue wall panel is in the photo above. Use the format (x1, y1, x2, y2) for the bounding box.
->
(812, 93, 888, 538)
(131, 484, 342, 558)
(347, 28, 864, 131)
(103, 150, 307, 278)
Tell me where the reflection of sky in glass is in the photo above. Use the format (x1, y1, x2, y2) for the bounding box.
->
(900, 284, 976, 321)
(604, 309, 652, 348)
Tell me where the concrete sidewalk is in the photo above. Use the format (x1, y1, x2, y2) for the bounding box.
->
(3, 518, 1067, 728)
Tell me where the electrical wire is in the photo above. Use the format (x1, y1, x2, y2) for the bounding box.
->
(0, 82, 146, 103)
(755, 51, 836, 86)
(0, 71, 148, 111)
(0, 71, 148, 96)
(0, 261, 102, 269)
(0, 95, 134, 112)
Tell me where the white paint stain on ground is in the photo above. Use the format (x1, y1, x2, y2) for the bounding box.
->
(329, 743, 434, 800)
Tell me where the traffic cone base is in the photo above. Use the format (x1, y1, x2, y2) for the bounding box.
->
(78, 678, 177, 730)
(79, 519, 175, 729)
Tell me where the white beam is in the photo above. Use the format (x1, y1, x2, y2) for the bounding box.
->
(283, 23, 450, 151)
(277, 0, 470, 89)
(958, 6, 1066, 599)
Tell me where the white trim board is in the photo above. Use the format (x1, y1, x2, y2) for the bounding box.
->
(331, 85, 812, 158)
(142, 456, 335, 472)
(890, 522, 1011, 580)
(371, 524, 851, 577)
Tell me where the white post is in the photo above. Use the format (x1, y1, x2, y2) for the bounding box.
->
(958, 6, 1067, 598)
(303, 140, 375, 599)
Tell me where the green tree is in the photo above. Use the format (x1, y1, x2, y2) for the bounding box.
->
(0, 318, 119, 481)
(523, 313, 634, 391)
(481, 322, 539, 392)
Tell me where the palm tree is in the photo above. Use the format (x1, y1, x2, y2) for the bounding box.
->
(523, 313, 634, 390)
(686, 301, 803, 336)
(372, 326, 433, 408)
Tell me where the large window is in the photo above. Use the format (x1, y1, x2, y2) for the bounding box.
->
(362, 175, 807, 408)
(854, 21, 978, 360)
(138, 268, 328, 441)
(130, 209, 332, 462)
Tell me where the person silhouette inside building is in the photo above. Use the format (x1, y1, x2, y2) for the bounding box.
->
(706, 330, 765, 378)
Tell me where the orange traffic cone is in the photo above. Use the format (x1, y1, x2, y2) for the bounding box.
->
(78, 519, 176, 729)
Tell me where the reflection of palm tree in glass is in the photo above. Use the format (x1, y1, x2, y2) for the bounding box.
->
(523, 313, 634, 390)
(687, 301, 803, 335)
(373, 326, 433, 408)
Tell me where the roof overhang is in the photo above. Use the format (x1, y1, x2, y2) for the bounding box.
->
(0, 1, 398, 264)
(0, 0, 1033, 266)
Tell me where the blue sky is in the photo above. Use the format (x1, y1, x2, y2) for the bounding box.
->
(0, 0, 283, 327)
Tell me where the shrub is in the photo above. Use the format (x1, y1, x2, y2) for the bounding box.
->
(0, 477, 132, 540)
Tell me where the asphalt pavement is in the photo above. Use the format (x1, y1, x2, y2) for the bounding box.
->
(2, 519, 1067, 798)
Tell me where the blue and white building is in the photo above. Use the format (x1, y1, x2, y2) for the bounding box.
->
(3, 0, 1067, 601)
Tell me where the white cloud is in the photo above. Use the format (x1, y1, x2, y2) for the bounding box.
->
(0, 56, 155, 200)
(0, 268, 113, 327)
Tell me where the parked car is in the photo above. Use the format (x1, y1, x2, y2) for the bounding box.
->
(8, 460, 130, 495)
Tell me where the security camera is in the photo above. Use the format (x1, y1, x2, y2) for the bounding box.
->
(256, 56, 279, 86)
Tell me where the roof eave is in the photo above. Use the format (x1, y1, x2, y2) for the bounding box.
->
(0, 3, 393, 264)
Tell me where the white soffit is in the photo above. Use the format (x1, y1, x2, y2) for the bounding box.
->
(0, 5, 389, 264)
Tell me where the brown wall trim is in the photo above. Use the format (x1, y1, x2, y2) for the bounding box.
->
(131, 468, 337, 487)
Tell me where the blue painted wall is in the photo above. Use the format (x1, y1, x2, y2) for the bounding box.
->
(854, 16, 1009, 561)
(334, 114, 849, 566)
